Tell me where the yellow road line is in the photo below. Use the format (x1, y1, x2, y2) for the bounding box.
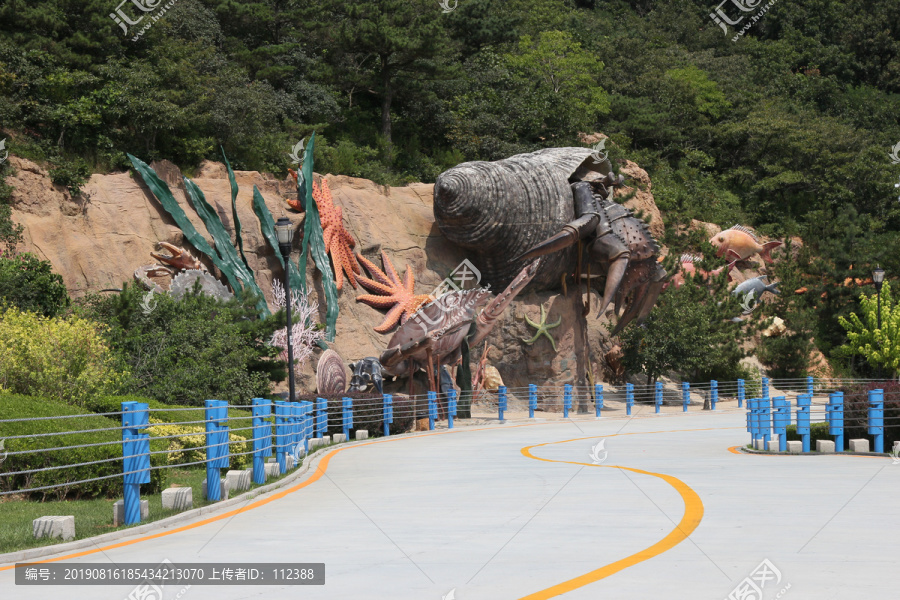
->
(517, 427, 733, 599)
(0, 422, 537, 571)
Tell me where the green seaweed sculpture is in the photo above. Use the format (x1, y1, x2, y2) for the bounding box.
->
(222, 148, 252, 273)
(128, 153, 268, 316)
(294, 134, 339, 342)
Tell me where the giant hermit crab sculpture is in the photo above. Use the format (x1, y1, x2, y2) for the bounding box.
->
(433, 147, 666, 337)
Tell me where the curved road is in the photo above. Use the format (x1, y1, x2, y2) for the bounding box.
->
(2, 408, 898, 599)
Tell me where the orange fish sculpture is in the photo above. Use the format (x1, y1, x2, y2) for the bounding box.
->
(709, 225, 781, 264)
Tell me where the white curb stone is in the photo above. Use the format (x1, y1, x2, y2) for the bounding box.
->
(225, 470, 251, 492)
(816, 440, 835, 453)
(161, 487, 193, 511)
(849, 439, 870, 452)
(202, 478, 229, 500)
(264, 462, 281, 479)
(33, 516, 75, 541)
(113, 499, 149, 526)
(332, 434, 346, 443)
(786, 441, 802, 454)
(355, 430, 369, 440)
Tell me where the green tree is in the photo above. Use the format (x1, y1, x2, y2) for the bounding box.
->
(757, 239, 816, 379)
(838, 280, 900, 377)
(80, 284, 285, 405)
(506, 31, 610, 137)
(315, 0, 454, 154)
(620, 269, 750, 384)
(0, 252, 70, 317)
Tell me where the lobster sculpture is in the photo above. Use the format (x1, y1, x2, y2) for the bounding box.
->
(434, 147, 666, 336)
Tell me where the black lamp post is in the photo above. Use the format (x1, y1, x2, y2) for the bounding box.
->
(873, 266, 885, 331)
(275, 217, 296, 403)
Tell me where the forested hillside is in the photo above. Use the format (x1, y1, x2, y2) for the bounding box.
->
(1, 0, 900, 376)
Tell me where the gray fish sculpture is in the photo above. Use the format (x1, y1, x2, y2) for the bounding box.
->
(434, 147, 666, 336)
(732, 276, 779, 314)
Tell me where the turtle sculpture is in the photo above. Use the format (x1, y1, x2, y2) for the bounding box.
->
(434, 147, 666, 337)
(380, 260, 540, 393)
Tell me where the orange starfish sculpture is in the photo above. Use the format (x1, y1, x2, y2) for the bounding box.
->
(286, 172, 361, 290)
(356, 251, 432, 333)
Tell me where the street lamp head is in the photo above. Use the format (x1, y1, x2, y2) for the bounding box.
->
(275, 217, 294, 259)
(274, 217, 294, 245)
(873, 266, 885, 290)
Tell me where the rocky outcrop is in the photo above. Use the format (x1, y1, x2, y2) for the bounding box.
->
(6, 154, 665, 397)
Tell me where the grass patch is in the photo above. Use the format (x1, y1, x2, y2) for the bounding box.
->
(0, 456, 314, 555)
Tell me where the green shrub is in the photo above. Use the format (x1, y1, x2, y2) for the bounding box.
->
(0, 252, 70, 316)
(0, 307, 124, 406)
(78, 284, 284, 406)
(0, 393, 166, 500)
(785, 422, 832, 448)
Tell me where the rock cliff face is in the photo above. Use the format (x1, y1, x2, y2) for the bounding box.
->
(6, 155, 668, 397)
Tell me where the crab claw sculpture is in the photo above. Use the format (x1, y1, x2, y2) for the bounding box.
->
(380, 260, 540, 393)
(134, 242, 208, 293)
(151, 242, 205, 272)
(516, 176, 666, 336)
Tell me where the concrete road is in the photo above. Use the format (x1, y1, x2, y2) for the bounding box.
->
(1, 407, 897, 599)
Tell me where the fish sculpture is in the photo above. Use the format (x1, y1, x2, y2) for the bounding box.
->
(732, 276, 779, 314)
(709, 225, 782, 263)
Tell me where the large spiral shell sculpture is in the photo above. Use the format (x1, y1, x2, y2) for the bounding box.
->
(433, 147, 606, 291)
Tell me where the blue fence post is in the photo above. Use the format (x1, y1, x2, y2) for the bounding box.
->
(499, 386, 508, 421)
(383, 394, 393, 437)
(655, 381, 663, 414)
(316, 397, 327, 438)
(746, 398, 757, 444)
(682, 382, 690, 412)
(869, 389, 884, 453)
(205, 399, 229, 500)
(274, 400, 289, 475)
(428, 391, 437, 431)
(448, 390, 457, 429)
(710, 380, 718, 411)
(762, 377, 770, 402)
(807, 376, 814, 396)
(797, 393, 811, 453)
(826, 392, 844, 452)
(294, 402, 305, 455)
(595, 384, 603, 418)
(626, 383, 634, 416)
(251, 398, 271, 485)
(737, 379, 745, 408)
(121, 401, 150, 525)
(342, 397, 353, 439)
(563, 384, 572, 418)
(528, 384, 537, 419)
(759, 396, 771, 449)
(773, 396, 789, 452)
